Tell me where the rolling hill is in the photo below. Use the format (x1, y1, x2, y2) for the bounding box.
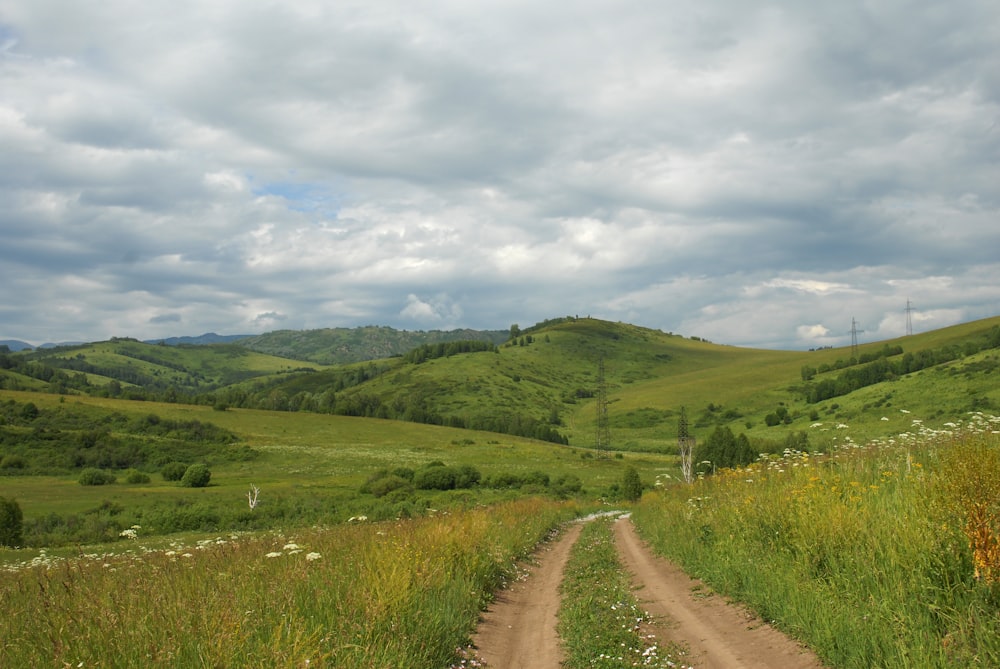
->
(3, 315, 999, 452)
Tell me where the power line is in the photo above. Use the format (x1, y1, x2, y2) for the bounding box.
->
(850, 317, 865, 360)
(595, 357, 611, 458)
(905, 299, 914, 336)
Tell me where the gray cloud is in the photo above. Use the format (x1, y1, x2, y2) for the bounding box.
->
(1, 0, 998, 349)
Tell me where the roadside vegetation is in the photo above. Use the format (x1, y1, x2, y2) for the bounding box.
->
(2, 315, 1000, 666)
(632, 412, 1000, 668)
(559, 515, 691, 669)
(0, 499, 576, 668)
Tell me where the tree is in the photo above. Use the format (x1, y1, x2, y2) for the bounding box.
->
(0, 496, 24, 547)
(622, 466, 642, 502)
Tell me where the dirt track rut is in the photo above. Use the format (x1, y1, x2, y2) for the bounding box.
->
(471, 515, 825, 668)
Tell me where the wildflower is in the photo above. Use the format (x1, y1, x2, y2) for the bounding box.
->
(266, 551, 282, 558)
(283, 543, 301, 551)
(305, 552, 322, 561)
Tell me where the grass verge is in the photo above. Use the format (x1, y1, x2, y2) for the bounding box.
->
(558, 515, 691, 669)
(632, 412, 1000, 668)
(0, 498, 577, 668)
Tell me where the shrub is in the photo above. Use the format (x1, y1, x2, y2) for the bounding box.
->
(180, 463, 211, 488)
(161, 462, 188, 481)
(414, 465, 457, 490)
(0, 454, 27, 470)
(368, 475, 413, 498)
(79, 468, 116, 486)
(0, 496, 24, 547)
(553, 474, 582, 497)
(622, 466, 642, 502)
(125, 469, 151, 484)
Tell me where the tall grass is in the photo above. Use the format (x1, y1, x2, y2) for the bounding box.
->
(632, 413, 1000, 668)
(0, 498, 577, 668)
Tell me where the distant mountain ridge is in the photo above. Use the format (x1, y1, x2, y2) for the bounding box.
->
(145, 333, 252, 346)
(237, 325, 511, 364)
(0, 339, 35, 352)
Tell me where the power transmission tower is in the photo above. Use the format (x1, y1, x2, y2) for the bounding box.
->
(850, 317, 865, 360)
(595, 358, 611, 458)
(905, 299, 914, 336)
(677, 406, 695, 484)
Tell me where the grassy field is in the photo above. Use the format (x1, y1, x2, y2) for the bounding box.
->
(2, 316, 999, 666)
(0, 499, 577, 668)
(0, 389, 672, 550)
(631, 412, 1000, 668)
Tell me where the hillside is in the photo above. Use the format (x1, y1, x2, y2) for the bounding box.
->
(2, 338, 324, 397)
(237, 325, 510, 364)
(265, 315, 1000, 451)
(3, 315, 999, 452)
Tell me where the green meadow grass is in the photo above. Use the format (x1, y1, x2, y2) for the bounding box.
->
(559, 515, 691, 669)
(0, 389, 674, 551)
(0, 499, 577, 668)
(631, 412, 1000, 668)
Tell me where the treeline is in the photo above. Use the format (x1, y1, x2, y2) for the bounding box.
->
(803, 327, 1000, 404)
(402, 339, 497, 364)
(328, 392, 568, 444)
(0, 400, 250, 475)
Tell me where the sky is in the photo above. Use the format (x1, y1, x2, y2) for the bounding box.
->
(1, 1, 999, 350)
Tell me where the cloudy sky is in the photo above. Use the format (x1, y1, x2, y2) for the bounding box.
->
(2, 1, 998, 350)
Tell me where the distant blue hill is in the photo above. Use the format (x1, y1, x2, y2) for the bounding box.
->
(144, 333, 252, 346)
(0, 339, 35, 351)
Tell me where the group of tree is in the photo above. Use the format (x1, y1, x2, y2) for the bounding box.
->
(0, 400, 249, 476)
(802, 328, 1000, 404)
(402, 340, 497, 364)
(694, 426, 757, 475)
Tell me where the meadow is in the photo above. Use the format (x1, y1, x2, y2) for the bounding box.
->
(0, 499, 577, 667)
(0, 389, 671, 549)
(2, 316, 1000, 666)
(632, 411, 1000, 668)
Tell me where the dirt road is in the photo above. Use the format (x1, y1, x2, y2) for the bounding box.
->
(471, 522, 583, 669)
(470, 515, 825, 669)
(614, 517, 824, 669)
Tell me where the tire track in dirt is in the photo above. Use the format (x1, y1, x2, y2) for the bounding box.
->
(614, 516, 826, 669)
(471, 522, 583, 669)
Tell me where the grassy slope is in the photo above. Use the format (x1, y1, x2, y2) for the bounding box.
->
(17, 339, 325, 390)
(0, 390, 664, 526)
(327, 315, 1000, 450)
(2, 314, 998, 539)
(238, 325, 509, 364)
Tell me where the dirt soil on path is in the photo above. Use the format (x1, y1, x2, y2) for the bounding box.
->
(470, 516, 826, 669)
(471, 522, 583, 669)
(614, 517, 825, 669)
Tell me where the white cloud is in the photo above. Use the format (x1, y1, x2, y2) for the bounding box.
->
(0, 0, 998, 347)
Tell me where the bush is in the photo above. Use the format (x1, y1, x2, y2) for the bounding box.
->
(368, 475, 413, 498)
(0, 454, 27, 470)
(161, 462, 188, 481)
(414, 465, 458, 490)
(0, 496, 24, 547)
(180, 463, 211, 488)
(125, 469, 151, 484)
(79, 468, 116, 486)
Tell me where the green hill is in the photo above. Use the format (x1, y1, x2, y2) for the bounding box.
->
(3, 338, 324, 396)
(259, 315, 1000, 452)
(4, 315, 999, 453)
(238, 325, 510, 364)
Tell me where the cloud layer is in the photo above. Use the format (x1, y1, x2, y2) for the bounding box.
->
(2, 1, 998, 348)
